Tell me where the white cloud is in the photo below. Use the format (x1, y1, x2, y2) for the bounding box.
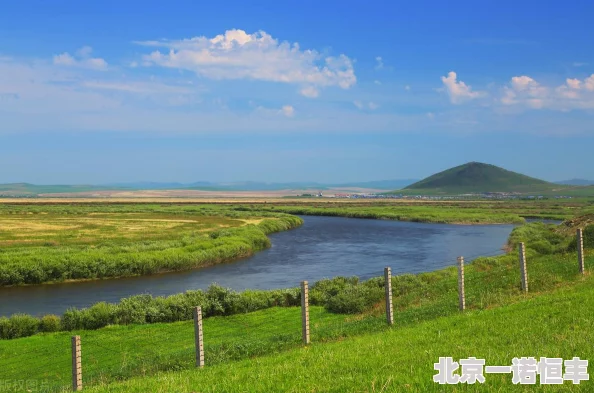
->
(573, 62, 588, 67)
(137, 29, 356, 95)
(353, 100, 364, 110)
(368, 102, 379, 110)
(300, 86, 319, 98)
(281, 105, 295, 117)
(501, 74, 594, 110)
(53, 46, 108, 70)
(441, 71, 483, 104)
(374, 80, 381, 85)
(565, 78, 581, 90)
(585, 75, 594, 91)
(404, 85, 410, 91)
(375, 56, 384, 70)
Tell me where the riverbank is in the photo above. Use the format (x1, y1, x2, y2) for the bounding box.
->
(0, 216, 516, 317)
(0, 224, 590, 392)
(0, 204, 303, 286)
(0, 220, 586, 341)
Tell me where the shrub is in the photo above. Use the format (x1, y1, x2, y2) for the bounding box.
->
(567, 225, 594, 251)
(39, 314, 61, 332)
(0, 314, 40, 339)
(325, 285, 384, 314)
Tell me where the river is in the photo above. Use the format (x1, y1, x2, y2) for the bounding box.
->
(0, 216, 518, 316)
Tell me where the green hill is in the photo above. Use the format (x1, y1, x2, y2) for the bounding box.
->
(401, 162, 564, 194)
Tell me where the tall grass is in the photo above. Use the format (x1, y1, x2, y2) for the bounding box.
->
(0, 212, 302, 286)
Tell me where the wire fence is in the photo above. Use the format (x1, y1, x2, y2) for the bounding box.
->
(0, 230, 589, 392)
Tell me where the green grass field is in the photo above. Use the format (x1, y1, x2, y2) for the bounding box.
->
(233, 198, 594, 223)
(89, 278, 594, 393)
(0, 204, 302, 286)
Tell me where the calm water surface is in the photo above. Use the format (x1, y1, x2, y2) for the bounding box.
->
(0, 216, 517, 316)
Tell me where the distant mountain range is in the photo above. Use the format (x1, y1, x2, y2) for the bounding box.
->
(555, 179, 594, 186)
(102, 180, 418, 191)
(0, 179, 419, 196)
(2, 167, 594, 197)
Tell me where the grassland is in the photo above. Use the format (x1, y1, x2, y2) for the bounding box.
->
(0, 219, 591, 391)
(229, 198, 594, 223)
(0, 199, 592, 287)
(0, 204, 302, 286)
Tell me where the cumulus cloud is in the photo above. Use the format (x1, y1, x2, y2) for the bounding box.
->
(441, 71, 484, 104)
(137, 29, 356, 95)
(501, 74, 594, 110)
(53, 46, 108, 70)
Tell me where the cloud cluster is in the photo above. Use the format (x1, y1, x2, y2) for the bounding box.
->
(53, 46, 108, 70)
(501, 74, 594, 110)
(137, 29, 356, 98)
(441, 71, 484, 104)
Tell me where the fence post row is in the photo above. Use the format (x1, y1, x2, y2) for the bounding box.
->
(457, 256, 465, 311)
(193, 306, 205, 368)
(384, 267, 394, 325)
(519, 242, 528, 293)
(301, 280, 310, 345)
(577, 229, 585, 275)
(71, 335, 82, 392)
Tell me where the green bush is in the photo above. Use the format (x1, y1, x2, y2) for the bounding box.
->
(0, 314, 40, 339)
(0, 275, 380, 340)
(325, 285, 384, 314)
(39, 314, 61, 332)
(568, 225, 594, 251)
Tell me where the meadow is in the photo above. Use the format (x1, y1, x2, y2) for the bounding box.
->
(231, 198, 594, 223)
(0, 204, 302, 286)
(88, 278, 594, 393)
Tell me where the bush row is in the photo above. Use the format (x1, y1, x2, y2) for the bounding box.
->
(0, 275, 388, 339)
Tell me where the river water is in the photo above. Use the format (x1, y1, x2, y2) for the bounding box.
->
(0, 216, 517, 317)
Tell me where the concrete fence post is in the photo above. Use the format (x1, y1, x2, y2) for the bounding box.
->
(71, 335, 82, 391)
(577, 229, 585, 275)
(193, 306, 204, 368)
(301, 281, 310, 345)
(519, 242, 528, 293)
(457, 257, 465, 311)
(384, 267, 394, 325)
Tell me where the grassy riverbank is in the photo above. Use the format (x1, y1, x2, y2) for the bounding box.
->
(89, 278, 594, 393)
(0, 204, 302, 286)
(228, 199, 593, 223)
(3, 199, 584, 287)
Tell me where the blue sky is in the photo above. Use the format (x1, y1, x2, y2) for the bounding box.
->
(1, 0, 593, 183)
